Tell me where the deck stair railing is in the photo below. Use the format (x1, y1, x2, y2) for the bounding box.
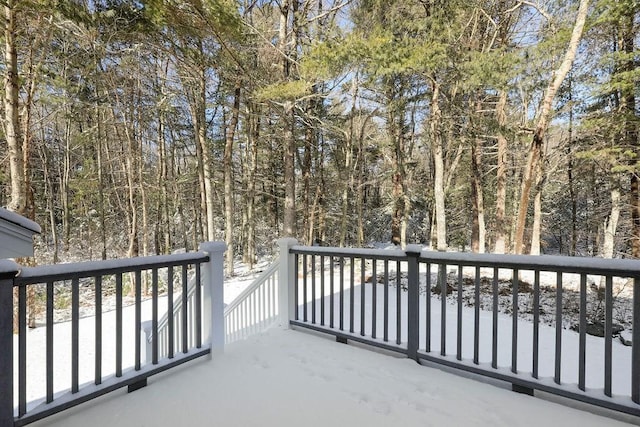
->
(146, 259, 281, 356)
(143, 273, 198, 363)
(223, 261, 280, 344)
(0, 241, 226, 427)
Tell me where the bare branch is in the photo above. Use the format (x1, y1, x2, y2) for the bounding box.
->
(520, 0, 553, 23)
(242, 19, 301, 68)
(503, 2, 524, 15)
(306, 0, 352, 24)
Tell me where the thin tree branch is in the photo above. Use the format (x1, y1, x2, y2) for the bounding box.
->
(306, 0, 352, 24)
(520, 0, 553, 23)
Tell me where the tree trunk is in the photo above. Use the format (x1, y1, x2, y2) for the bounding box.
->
(4, 0, 36, 332)
(530, 175, 543, 255)
(494, 91, 508, 254)
(268, 134, 281, 234)
(125, 134, 139, 261)
(303, 99, 316, 245)
(224, 85, 241, 275)
(139, 134, 150, 293)
(339, 151, 350, 246)
(513, 0, 589, 254)
(95, 102, 107, 260)
(243, 103, 259, 267)
(565, 74, 577, 256)
(390, 113, 406, 247)
(339, 86, 355, 247)
(5, 0, 25, 214)
(356, 128, 365, 247)
(317, 154, 327, 242)
(283, 101, 296, 237)
(431, 82, 447, 251)
(39, 142, 59, 262)
(602, 187, 620, 258)
(620, 8, 639, 258)
(193, 114, 206, 245)
(198, 73, 216, 242)
(630, 174, 640, 258)
(471, 139, 486, 253)
(21, 42, 38, 226)
(62, 118, 71, 251)
(279, 0, 297, 238)
(567, 151, 577, 256)
(157, 91, 171, 254)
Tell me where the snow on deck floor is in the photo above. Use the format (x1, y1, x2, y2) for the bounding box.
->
(36, 328, 637, 427)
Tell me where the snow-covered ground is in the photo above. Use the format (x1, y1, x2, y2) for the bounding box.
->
(34, 328, 638, 427)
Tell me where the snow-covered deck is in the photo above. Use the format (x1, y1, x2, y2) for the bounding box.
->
(34, 328, 638, 427)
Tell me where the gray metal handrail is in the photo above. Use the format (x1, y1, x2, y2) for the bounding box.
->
(1, 242, 226, 427)
(288, 245, 640, 418)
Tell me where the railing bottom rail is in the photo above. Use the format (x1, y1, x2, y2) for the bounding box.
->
(290, 317, 640, 419)
(14, 348, 210, 427)
(289, 320, 406, 355)
(415, 351, 640, 419)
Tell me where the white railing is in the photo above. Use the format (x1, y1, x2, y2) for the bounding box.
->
(224, 261, 280, 344)
(148, 260, 281, 354)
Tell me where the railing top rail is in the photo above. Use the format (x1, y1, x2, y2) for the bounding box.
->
(0, 259, 19, 277)
(290, 245, 409, 261)
(290, 245, 640, 277)
(419, 250, 640, 277)
(224, 261, 280, 314)
(14, 251, 210, 284)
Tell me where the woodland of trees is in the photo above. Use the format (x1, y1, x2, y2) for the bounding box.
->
(0, 0, 638, 275)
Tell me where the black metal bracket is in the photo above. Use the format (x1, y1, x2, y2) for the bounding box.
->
(128, 378, 148, 393)
(512, 383, 534, 396)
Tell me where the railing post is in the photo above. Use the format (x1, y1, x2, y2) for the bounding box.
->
(278, 238, 298, 329)
(0, 260, 19, 426)
(405, 245, 422, 361)
(199, 241, 227, 355)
